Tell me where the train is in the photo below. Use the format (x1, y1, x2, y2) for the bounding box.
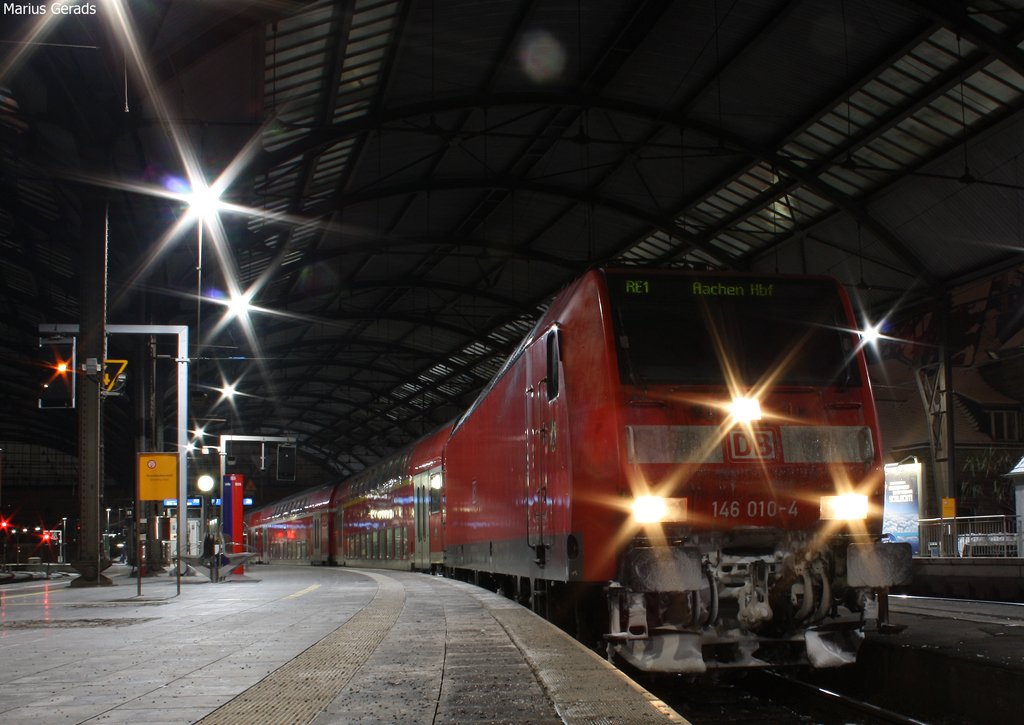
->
(245, 267, 912, 673)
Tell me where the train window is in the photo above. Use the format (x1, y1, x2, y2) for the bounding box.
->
(429, 472, 443, 513)
(609, 275, 860, 388)
(546, 330, 561, 401)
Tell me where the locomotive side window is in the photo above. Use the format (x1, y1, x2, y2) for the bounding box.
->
(546, 329, 561, 401)
(609, 274, 860, 388)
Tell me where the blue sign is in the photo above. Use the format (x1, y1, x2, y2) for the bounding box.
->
(162, 498, 203, 508)
(883, 462, 922, 554)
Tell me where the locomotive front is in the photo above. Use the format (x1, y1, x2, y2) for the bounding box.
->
(601, 271, 911, 673)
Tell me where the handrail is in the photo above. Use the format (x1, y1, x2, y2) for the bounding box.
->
(918, 514, 1022, 558)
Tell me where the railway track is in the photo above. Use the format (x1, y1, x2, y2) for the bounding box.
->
(634, 667, 930, 724)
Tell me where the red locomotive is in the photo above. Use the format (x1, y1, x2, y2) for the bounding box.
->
(246, 267, 911, 673)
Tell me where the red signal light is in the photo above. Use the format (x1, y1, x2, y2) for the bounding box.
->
(0, 519, 7, 530)
(42, 531, 51, 542)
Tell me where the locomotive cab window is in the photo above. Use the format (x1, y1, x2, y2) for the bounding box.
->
(609, 274, 860, 388)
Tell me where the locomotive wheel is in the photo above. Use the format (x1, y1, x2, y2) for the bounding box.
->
(530, 578, 550, 618)
(515, 576, 531, 606)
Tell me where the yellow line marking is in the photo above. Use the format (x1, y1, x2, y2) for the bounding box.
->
(0, 590, 59, 601)
(285, 584, 321, 600)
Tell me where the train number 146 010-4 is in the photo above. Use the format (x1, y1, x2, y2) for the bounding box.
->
(712, 499, 798, 518)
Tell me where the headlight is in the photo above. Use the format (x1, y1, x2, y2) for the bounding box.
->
(632, 496, 687, 524)
(819, 494, 869, 521)
(729, 396, 762, 423)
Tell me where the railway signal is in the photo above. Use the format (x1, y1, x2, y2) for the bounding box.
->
(38, 336, 76, 408)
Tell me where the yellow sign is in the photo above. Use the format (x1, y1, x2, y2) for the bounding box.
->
(941, 497, 957, 519)
(138, 453, 178, 501)
(103, 359, 128, 391)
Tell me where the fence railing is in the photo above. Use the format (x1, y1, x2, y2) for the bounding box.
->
(918, 515, 1023, 557)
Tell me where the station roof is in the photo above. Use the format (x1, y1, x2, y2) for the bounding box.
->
(2, 0, 1023, 485)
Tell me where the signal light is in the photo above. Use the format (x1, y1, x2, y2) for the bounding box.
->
(39, 336, 76, 409)
(277, 444, 296, 481)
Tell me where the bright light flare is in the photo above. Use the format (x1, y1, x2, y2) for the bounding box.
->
(729, 396, 762, 423)
(219, 381, 237, 400)
(631, 495, 688, 524)
(225, 288, 255, 321)
(819, 493, 869, 521)
(183, 179, 225, 223)
(197, 474, 215, 493)
(632, 495, 666, 524)
(860, 323, 882, 345)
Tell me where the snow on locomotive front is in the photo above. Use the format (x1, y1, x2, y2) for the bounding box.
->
(600, 269, 911, 673)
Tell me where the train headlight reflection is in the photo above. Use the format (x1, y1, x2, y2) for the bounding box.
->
(632, 496, 687, 524)
(819, 494, 869, 521)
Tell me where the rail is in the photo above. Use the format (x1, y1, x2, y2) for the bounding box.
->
(918, 515, 1023, 558)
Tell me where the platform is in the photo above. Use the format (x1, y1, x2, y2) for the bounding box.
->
(0, 564, 687, 725)
(804, 595, 1024, 723)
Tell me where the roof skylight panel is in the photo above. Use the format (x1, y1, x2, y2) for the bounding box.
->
(708, 232, 750, 256)
(17, 179, 58, 220)
(2, 262, 33, 295)
(695, 194, 739, 220)
(34, 242, 74, 278)
(975, 60, 1024, 97)
(902, 104, 962, 145)
(621, 238, 670, 263)
(786, 187, 830, 217)
(818, 168, 873, 197)
(329, 0, 400, 127)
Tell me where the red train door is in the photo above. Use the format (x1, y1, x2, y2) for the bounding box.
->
(413, 470, 430, 570)
(526, 329, 563, 558)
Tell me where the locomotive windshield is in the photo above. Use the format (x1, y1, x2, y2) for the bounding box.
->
(608, 273, 861, 387)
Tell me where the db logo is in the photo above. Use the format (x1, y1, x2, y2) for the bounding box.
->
(728, 430, 776, 460)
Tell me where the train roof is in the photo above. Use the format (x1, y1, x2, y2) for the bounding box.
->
(247, 482, 337, 523)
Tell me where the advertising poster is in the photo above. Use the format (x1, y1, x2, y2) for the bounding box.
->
(883, 461, 922, 554)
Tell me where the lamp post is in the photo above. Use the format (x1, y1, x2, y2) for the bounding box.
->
(61, 516, 67, 564)
(197, 473, 215, 552)
(201, 446, 223, 543)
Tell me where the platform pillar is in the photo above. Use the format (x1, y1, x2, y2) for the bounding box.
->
(71, 201, 111, 587)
